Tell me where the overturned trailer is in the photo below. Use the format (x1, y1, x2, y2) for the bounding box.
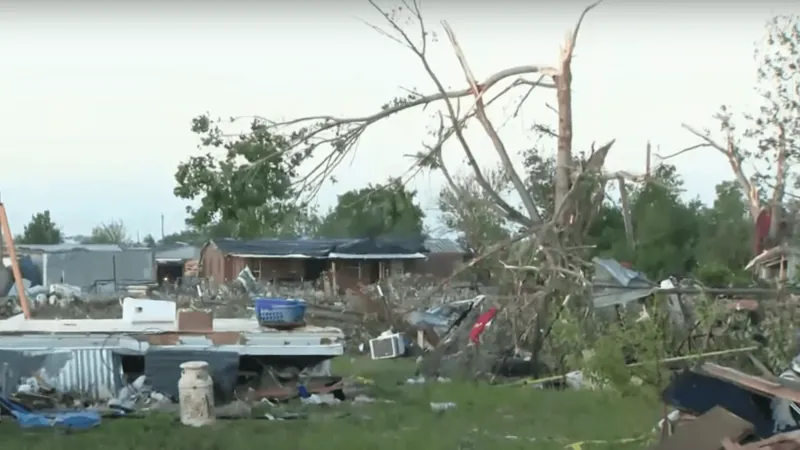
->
(0, 300, 344, 402)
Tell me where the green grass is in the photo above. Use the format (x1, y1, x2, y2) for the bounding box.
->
(0, 357, 661, 450)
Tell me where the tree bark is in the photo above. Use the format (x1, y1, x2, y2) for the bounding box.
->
(554, 37, 574, 224)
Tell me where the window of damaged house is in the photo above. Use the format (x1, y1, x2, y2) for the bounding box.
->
(342, 261, 361, 282)
(248, 258, 262, 281)
(762, 257, 789, 281)
(390, 260, 404, 277)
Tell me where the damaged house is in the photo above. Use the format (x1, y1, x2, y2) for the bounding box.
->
(415, 238, 470, 278)
(746, 245, 800, 283)
(200, 237, 466, 288)
(155, 244, 201, 284)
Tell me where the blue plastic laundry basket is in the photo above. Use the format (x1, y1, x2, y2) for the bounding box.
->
(254, 297, 307, 325)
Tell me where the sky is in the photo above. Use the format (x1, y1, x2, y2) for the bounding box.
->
(1, 0, 797, 239)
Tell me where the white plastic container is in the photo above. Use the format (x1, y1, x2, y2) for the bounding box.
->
(178, 361, 215, 427)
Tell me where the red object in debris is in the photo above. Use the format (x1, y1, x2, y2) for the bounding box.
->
(754, 208, 771, 254)
(620, 261, 633, 269)
(469, 307, 498, 344)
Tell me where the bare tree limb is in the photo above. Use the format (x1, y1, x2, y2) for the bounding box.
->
(681, 123, 761, 220)
(769, 124, 787, 238)
(363, 0, 540, 227)
(441, 21, 542, 223)
(655, 143, 708, 160)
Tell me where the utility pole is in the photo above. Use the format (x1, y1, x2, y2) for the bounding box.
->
(0, 197, 31, 319)
(0, 192, 3, 258)
(160, 214, 165, 241)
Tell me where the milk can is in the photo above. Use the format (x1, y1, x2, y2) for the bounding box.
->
(178, 361, 215, 427)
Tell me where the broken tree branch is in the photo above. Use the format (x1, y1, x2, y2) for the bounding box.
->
(365, 0, 538, 227)
(617, 177, 635, 249)
(681, 123, 761, 220)
(441, 21, 542, 224)
(553, 0, 605, 224)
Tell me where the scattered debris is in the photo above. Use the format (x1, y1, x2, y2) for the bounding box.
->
(430, 402, 456, 412)
(657, 360, 800, 448)
(405, 376, 451, 385)
(0, 239, 794, 448)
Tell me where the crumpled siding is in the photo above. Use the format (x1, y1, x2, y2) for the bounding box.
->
(0, 348, 123, 400)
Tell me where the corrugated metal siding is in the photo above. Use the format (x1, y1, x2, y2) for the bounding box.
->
(40, 348, 124, 400)
(593, 257, 650, 286)
(3, 348, 125, 400)
(43, 249, 156, 292)
(18, 244, 123, 253)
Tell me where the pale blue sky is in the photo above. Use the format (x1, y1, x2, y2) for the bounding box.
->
(1, 1, 796, 239)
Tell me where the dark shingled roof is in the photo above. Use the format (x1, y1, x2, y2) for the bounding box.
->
(212, 238, 348, 258)
(210, 236, 426, 258)
(333, 237, 425, 255)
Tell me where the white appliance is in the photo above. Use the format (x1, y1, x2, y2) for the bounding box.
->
(369, 332, 406, 360)
(122, 298, 176, 323)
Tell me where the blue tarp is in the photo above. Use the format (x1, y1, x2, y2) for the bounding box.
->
(0, 396, 101, 430)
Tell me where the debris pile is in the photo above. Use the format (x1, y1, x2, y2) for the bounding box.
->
(655, 360, 800, 449)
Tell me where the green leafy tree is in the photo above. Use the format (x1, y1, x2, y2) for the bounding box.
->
(281, 205, 323, 237)
(523, 145, 629, 257)
(161, 229, 207, 246)
(694, 181, 753, 285)
(319, 178, 425, 238)
(626, 165, 702, 280)
(438, 167, 512, 252)
(173, 115, 312, 239)
(521, 148, 559, 218)
(15, 210, 63, 244)
(584, 204, 627, 255)
(84, 220, 130, 245)
(438, 167, 512, 283)
(142, 234, 157, 248)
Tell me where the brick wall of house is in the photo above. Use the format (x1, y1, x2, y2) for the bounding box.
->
(331, 260, 379, 292)
(200, 245, 467, 285)
(408, 253, 466, 278)
(200, 243, 308, 284)
(199, 243, 226, 283)
(236, 257, 306, 282)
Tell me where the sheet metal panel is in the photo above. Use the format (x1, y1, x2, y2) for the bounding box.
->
(33, 348, 124, 400)
(0, 346, 124, 400)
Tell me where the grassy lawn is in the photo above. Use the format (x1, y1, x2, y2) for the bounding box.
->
(0, 357, 661, 450)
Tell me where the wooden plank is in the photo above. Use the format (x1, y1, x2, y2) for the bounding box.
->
(651, 406, 754, 450)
